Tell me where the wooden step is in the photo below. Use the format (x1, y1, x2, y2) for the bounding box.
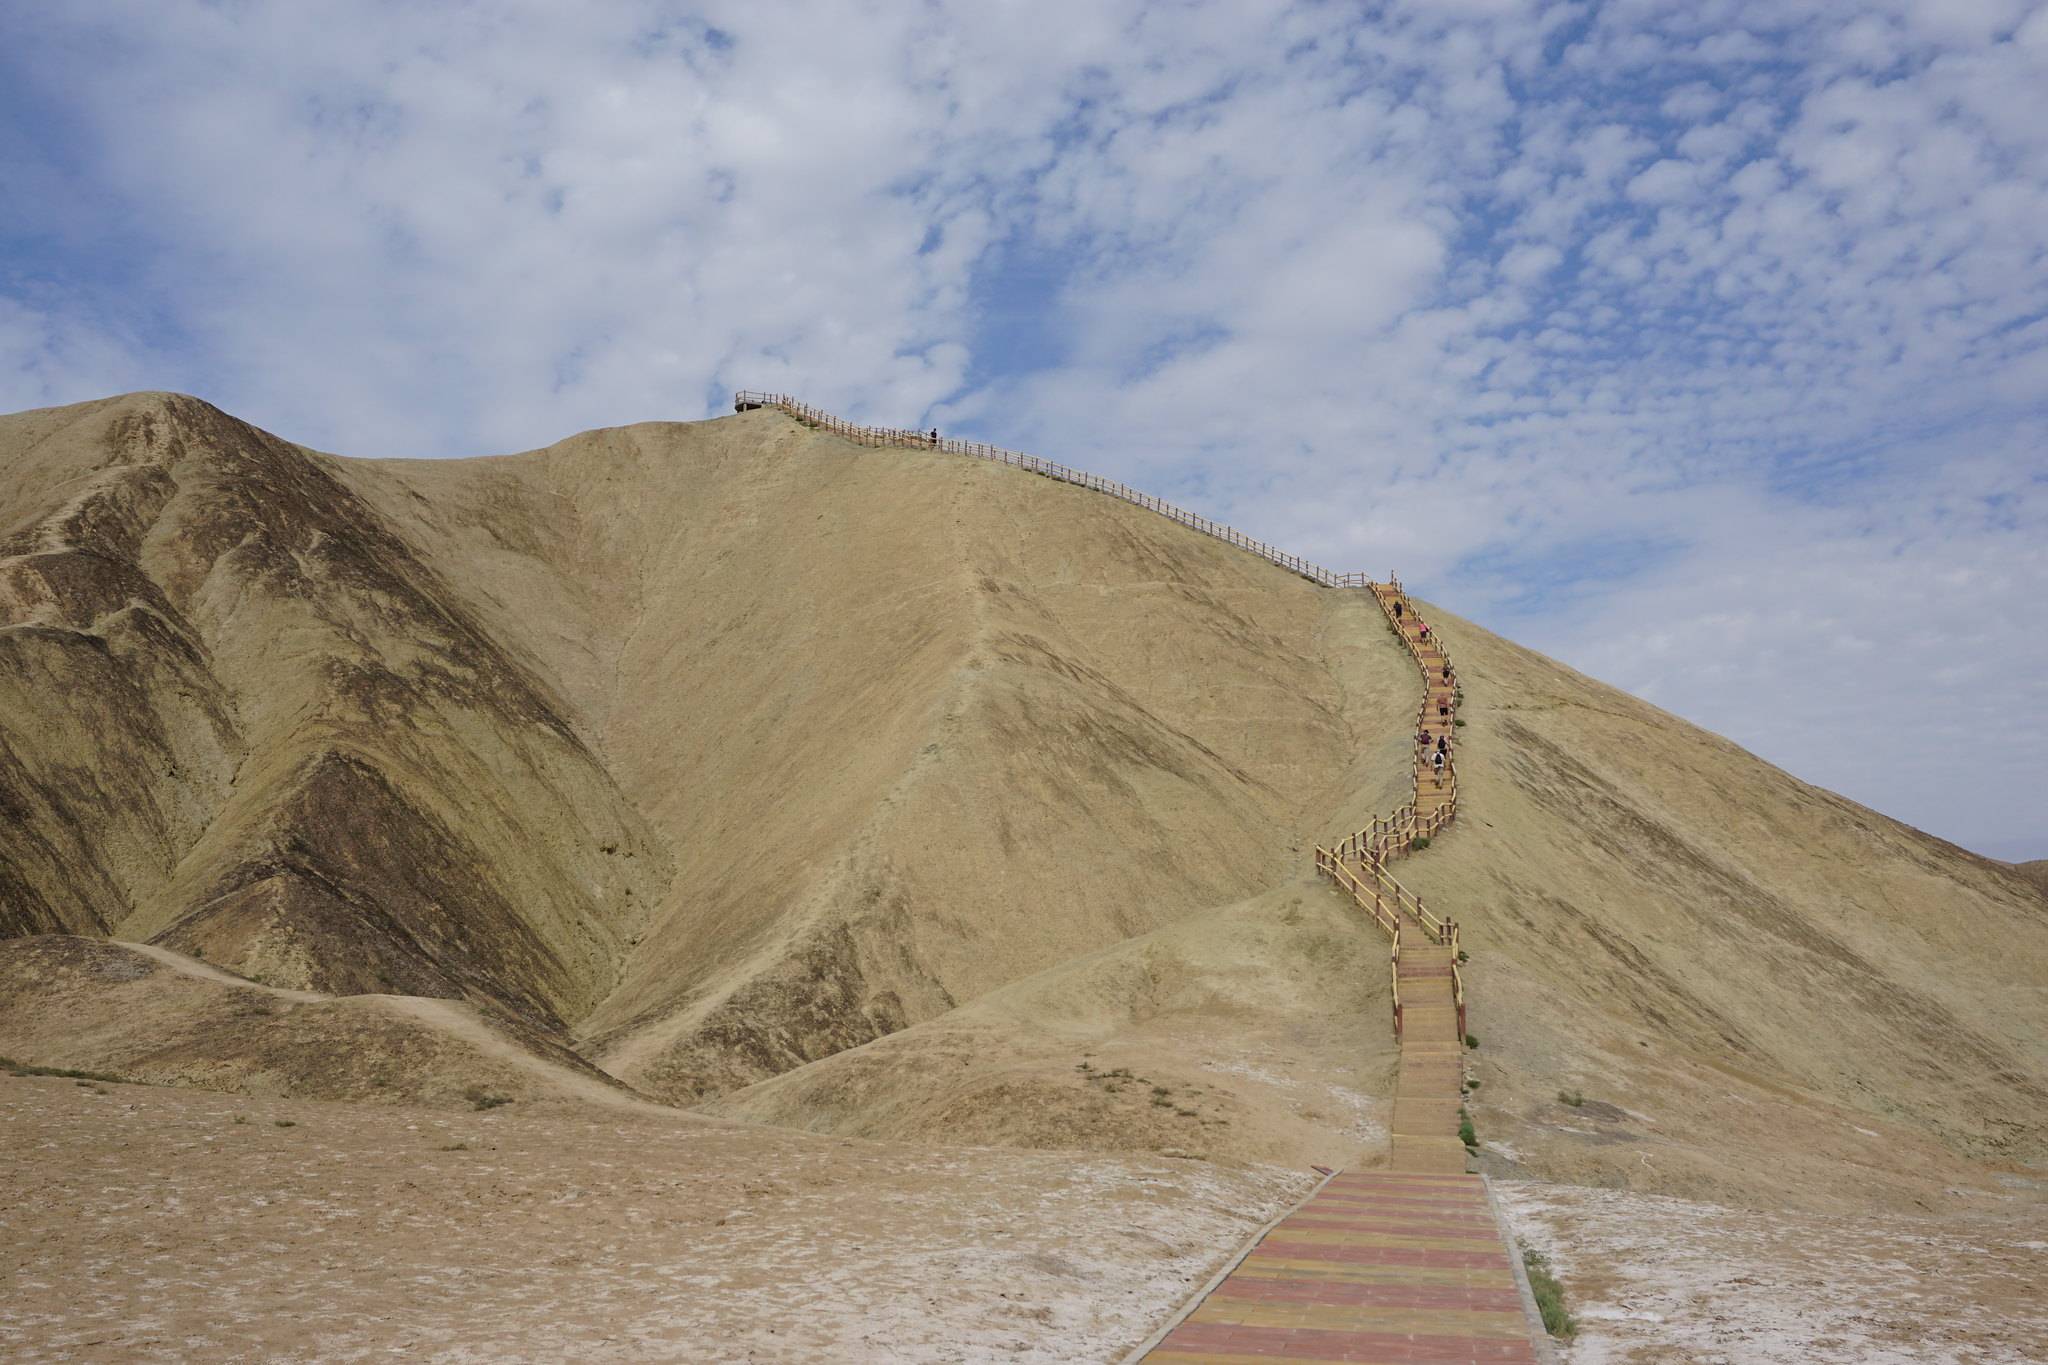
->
(1389, 1134, 1471, 1174)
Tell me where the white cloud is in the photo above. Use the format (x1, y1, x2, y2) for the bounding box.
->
(1625, 158, 1702, 202)
(1498, 243, 1564, 285)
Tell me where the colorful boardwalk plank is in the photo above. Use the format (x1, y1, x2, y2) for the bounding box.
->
(1144, 1172, 1538, 1364)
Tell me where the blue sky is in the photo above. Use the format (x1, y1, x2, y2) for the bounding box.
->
(3, 1, 2044, 860)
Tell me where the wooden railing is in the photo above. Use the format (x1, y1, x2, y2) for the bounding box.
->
(735, 391, 1372, 589)
(736, 388, 1467, 1040)
(1310, 580, 1469, 1038)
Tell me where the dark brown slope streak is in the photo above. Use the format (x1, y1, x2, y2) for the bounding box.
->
(0, 394, 664, 1025)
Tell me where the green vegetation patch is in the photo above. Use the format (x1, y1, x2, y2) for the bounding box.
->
(1522, 1249, 1577, 1339)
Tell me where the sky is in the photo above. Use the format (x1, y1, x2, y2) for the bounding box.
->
(2, 1, 2043, 861)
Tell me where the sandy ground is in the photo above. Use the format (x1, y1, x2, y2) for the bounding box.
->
(1495, 1179, 2048, 1363)
(0, 1074, 1312, 1362)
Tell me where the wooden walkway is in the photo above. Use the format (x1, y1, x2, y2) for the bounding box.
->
(1144, 1172, 1537, 1363)
(1145, 587, 1544, 1363)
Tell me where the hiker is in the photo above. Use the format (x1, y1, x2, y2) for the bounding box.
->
(1431, 749, 1446, 779)
(1436, 735, 1448, 755)
(1417, 621, 1429, 641)
(1438, 696, 1450, 719)
(1393, 601, 1403, 620)
(929, 428, 940, 447)
(1418, 728, 1431, 749)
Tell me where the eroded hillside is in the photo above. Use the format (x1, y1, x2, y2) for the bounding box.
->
(0, 393, 1415, 1117)
(2, 391, 2043, 1216)
(0, 395, 666, 1030)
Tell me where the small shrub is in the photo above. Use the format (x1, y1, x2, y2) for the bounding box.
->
(1, 1056, 127, 1084)
(464, 1086, 512, 1111)
(232, 1114, 249, 1124)
(1464, 1079, 1481, 1091)
(1410, 835, 1432, 850)
(1151, 1085, 1171, 1098)
(273, 1119, 297, 1128)
(1559, 1090, 1584, 1107)
(1523, 1250, 1576, 1339)
(1458, 1110, 1478, 1148)
(1151, 1095, 1173, 1108)
(1456, 950, 1469, 963)
(1465, 1033, 1479, 1049)
(1454, 718, 1467, 727)
(439, 1141, 469, 1152)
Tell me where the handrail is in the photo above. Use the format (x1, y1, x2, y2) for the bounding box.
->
(734, 391, 1374, 589)
(1391, 922, 1403, 1039)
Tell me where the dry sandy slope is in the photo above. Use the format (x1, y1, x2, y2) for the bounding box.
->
(0, 936, 649, 1109)
(707, 879, 1401, 1171)
(331, 409, 1420, 1101)
(0, 393, 1418, 1114)
(4, 391, 2046, 1227)
(0, 394, 666, 1028)
(1387, 600, 2048, 1213)
(0, 1071, 1311, 1363)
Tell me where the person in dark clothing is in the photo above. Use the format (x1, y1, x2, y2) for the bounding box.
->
(1393, 601, 1403, 619)
(929, 428, 940, 447)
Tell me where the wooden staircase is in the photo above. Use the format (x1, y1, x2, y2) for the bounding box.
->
(1389, 943, 1468, 1174)
(1318, 580, 1471, 1175)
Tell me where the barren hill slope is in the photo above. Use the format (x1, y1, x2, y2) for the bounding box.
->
(712, 584, 2047, 1210)
(1385, 603, 2048, 1208)
(2, 392, 2043, 1219)
(0, 393, 1415, 1108)
(0, 394, 666, 1030)
(328, 411, 1420, 1100)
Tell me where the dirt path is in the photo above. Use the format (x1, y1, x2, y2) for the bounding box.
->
(114, 940, 660, 1112)
(371, 993, 657, 1111)
(117, 940, 324, 1001)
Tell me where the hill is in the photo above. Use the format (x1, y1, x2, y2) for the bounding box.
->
(1, 391, 2043, 1216)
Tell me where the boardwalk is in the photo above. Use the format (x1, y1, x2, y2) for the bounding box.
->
(1144, 1173, 1538, 1364)
(1145, 586, 1543, 1362)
